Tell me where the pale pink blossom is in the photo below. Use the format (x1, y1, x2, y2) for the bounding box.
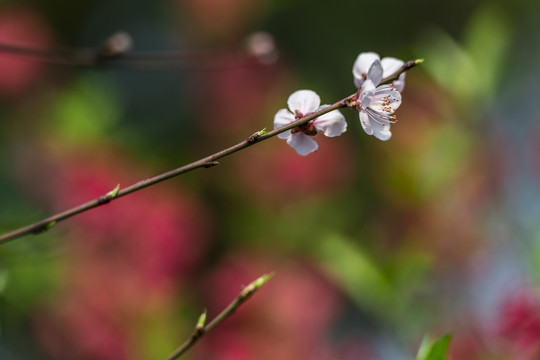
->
(356, 60, 401, 141)
(353, 52, 406, 92)
(274, 90, 347, 156)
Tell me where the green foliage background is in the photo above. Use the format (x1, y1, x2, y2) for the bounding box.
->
(1, 0, 540, 359)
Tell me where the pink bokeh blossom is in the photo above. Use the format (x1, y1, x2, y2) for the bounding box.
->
(0, 7, 53, 96)
(31, 151, 209, 359)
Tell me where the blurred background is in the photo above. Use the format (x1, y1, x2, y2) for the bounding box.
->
(1, 0, 540, 359)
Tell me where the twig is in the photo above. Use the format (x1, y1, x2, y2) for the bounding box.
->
(0, 96, 349, 243)
(164, 273, 274, 360)
(381, 58, 424, 85)
(0, 31, 273, 71)
(0, 60, 421, 244)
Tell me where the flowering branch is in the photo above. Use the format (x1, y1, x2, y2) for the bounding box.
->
(164, 273, 274, 360)
(0, 57, 421, 244)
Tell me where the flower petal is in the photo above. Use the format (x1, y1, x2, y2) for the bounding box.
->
(277, 129, 292, 140)
(352, 52, 380, 88)
(287, 90, 320, 115)
(365, 109, 392, 140)
(371, 120, 392, 141)
(274, 108, 295, 139)
(359, 110, 373, 135)
(392, 73, 406, 92)
(354, 76, 364, 89)
(381, 57, 406, 92)
(286, 132, 319, 156)
(369, 86, 402, 114)
(313, 106, 347, 137)
(366, 60, 383, 87)
(380, 57, 404, 78)
(360, 80, 376, 108)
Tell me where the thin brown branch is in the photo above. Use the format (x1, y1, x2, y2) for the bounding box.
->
(381, 58, 424, 85)
(0, 98, 350, 244)
(0, 59, 421, 244)
(164, 273, 274, 360)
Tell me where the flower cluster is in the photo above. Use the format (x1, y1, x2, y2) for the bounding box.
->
(352, 52, 406, 92)
(274, 52, 406, 155)
(354, 58, 402, 141)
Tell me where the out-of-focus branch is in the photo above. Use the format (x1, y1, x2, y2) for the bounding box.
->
(0, 31, 278, 70)
(0, 59, 421, 244)
(164, 273, 274, 360)
(0, 31, 134, 66)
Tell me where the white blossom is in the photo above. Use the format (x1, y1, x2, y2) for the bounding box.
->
(353, 52, 406, 92)
(274, 90, 347, 156)
(356, 60, 401, 141)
